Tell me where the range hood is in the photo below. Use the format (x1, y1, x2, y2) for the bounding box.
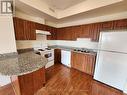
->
(36, 30, 51, 35)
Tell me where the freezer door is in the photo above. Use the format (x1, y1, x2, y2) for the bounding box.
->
(99, 31, 127, 53)
(94, 51, 127, 91)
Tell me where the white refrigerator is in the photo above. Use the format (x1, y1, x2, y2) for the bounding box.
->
(94, 31, 127, 92)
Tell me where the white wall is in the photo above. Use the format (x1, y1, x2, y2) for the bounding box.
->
(15, 11, 45, 24)
(0, 16, 17, 54)
(57, 11, 127, 28)
(57, 0, 122, 18)
(15, 10, 58, 27)
(0, 15, 17, 86)
(19, 0, 57, 18)
(45, 20, 58, 28)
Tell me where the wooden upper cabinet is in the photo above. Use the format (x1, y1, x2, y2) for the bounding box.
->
(90, 21, 115, 42)
(57, 26, 77, 40)
(46, 26, 52, 40)
(90, 20, 127, 41)
(13, 17, 127, 41)
(13, 17, 36, 40)
(24, 20, 36, 40)
(102, 21, 114, 30)
(73, 25, 82, 39)
(30, 21, 36, 40)
(57, 28, 65, 40)
(57, 25, 91, 40)
(35, 23, 46, 31)
(81, 24, 91, 38)
(47, 27, 57, 40)
(36, 23, 57, 40)
(71, 52, 96, 76)
(13, 17, 57, 40)
(65, 27, 75, 40)
(13, 17, 25, 40)
(64, 27, 71, 40)
(113, 19, 127, 29)
(90, 23, 102, 42)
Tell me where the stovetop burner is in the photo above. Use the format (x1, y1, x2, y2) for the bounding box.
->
(73, 48, 91, 53)
(37, 48, 53, 52)
(38, 49, 45, 51)
(45, 48, 51, 50)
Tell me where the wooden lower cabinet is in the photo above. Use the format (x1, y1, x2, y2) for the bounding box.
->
(71, 52, 96, 76)
(11, 67, 45, 95)
(54, 49, 61, 64)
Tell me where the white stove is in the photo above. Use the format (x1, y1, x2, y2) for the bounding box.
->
(34, 47, 54, 68)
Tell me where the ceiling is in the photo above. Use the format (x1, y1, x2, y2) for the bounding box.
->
(15, 0, 127, 27)
(42, 0, 85, 10)
(58, 0, 127, 23)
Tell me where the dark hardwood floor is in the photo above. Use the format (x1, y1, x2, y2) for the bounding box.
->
(35, 64, 124, 95)
(0, 64, 124, 95)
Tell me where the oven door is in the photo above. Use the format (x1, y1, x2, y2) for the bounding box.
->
(41, 51, 54, 62)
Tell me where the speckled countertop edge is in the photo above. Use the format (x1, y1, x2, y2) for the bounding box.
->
(48, 45, 97, 56)
(0, 51, 48, 76)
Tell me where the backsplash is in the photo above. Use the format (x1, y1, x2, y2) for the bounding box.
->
(16, 35, 48, 49)
(56, 39, 98, 49)
(16, 41, 48, 49)
(16, 38, 98, 50)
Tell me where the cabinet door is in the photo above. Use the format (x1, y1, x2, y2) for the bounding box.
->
(33, 67, 45, 92)
(35, 23, 46, 31)
(18, 73, 34, 95)
(84, 54, 96, 75)
(57, 27, 76, 40)
(46, 26, 52, 40)
(52, 28, 57, 40)
(64, 27, 73, 40)
(47, 27, 57, 40)
(81, 24, 90, 38)
(64, 27, 70, 40)
(57, 28, 65, 40)
(113, 19, 127, 29)
(69, 26, 77, 40)
(102, 21, 114, 30)
(24, 20, 31, 40)
(71, 52, 96, 75)
(12, 68, 45, 95)
(24, 21, 36, 40)
(73, 26, 82, 39)
(54, 49, 61, 64)
(90, 23, 102, 42)
(13, 17, 36, 40)
(13, 17, 25, 40)
(30, 21, 36, 40)
(71, 52, 84, 72)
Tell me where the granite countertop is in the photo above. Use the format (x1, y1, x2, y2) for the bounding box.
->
(0, 52, 48, 76)
(48, 45, 97, 55)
